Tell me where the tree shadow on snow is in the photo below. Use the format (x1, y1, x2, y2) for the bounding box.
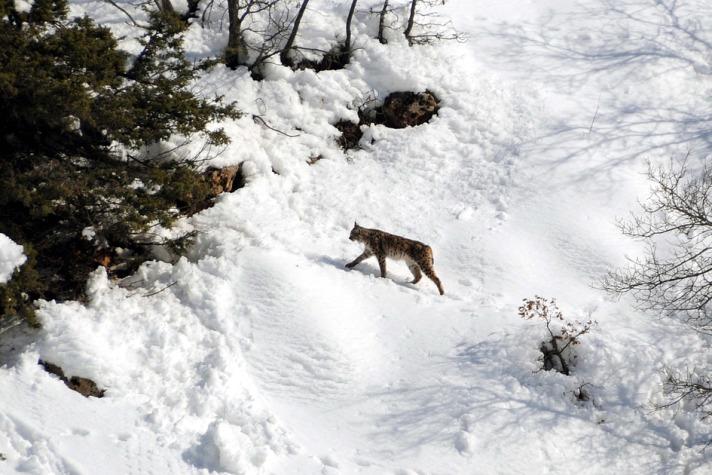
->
(0, 322, 37, 367)
(476, 0, 712, 82)
(473, 0, 712, 182)
(360, 335, 698, 472)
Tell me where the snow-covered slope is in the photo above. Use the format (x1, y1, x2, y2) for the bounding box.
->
(2, 0, 712, 473)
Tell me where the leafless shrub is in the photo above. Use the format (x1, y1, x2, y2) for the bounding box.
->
(659, 369, 712, 420)
(519, 296, 596, 376)
(602, 157, 712, 331)
(603, 157, 712, 428)
(221, 0, 288, 71)
(368, 0, 465, 46)
(403, 0, 467, 46)
(279, 0, 310, 66)
(368, 0, 407, 45)
(102, 0, 197, 26)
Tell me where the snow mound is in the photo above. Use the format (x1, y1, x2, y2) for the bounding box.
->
(0, 234, 26, 284)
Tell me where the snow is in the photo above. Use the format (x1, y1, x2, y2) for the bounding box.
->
(0, 234, 26, 284)
(2, 0, 712, 473)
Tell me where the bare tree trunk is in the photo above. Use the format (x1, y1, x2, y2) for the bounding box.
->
(344, 0, 358, 53)
(184, 0, 200, 20)
(377, 0, 388, 44)
(550, 338, 570, 376)
(404, 0, 416, 46)
(280, 0, 310, 66)
(154, 0, 176, 15)
(225, 0, 249, 68)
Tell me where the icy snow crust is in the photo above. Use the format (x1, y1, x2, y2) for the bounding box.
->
(2, 0, 712, 473)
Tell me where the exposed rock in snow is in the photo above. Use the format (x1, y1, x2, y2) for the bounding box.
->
(382, 90, 440, 128)
(204, 164, 245, 196)
(38, 360, 105, 398)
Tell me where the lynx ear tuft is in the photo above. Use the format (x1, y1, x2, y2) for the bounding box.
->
(354, 221, 359, 228)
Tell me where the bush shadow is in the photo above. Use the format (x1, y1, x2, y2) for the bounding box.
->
(359, 334, 697, 472)
(310, 254, 421, 291)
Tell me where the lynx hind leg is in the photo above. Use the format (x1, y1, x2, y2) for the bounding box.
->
(419, 247, 444, 295)
(424, 267, 445, 295)
(408, 262, 422, 284)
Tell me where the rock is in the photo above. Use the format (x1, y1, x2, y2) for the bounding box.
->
(381, 91, 440, 128)
(204, 164, 244, 196)
(39, 359, 105, 398)
(67, 376, 105, 398)
(38, 359, 65, 379)
(334, 120, 363, 150)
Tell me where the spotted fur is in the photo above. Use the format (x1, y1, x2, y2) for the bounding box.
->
(346, 223, 444, 295)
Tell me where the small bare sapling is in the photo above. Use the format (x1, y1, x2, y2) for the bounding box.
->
(518, 296, 597, 376)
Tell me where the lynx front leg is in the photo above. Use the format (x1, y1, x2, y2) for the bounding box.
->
(377, 254, 387, 278)
(345, 250, 372, 269)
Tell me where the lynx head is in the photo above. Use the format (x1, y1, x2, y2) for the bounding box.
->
(349, 222, 364, 242)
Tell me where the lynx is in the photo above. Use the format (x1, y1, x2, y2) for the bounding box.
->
(346, 223, 444, 295)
